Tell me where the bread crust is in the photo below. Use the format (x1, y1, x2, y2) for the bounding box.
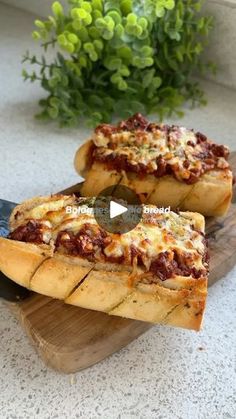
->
(80, 162, 122, 197)
(76, 154, 232, 216)
(0, 237, 52, 287)
(110, 280, 206, 330)
(0, 236, 207, 331)
(30, 257, 94, 299)
(74, 139, 94, 178)
(9, 194, 75, 231)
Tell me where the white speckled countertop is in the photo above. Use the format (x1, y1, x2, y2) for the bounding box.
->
(0, 3, 236, 419)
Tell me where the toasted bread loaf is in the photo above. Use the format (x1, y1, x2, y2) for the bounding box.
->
(0, 194, 208, 330)
(74, 114, 232, 216)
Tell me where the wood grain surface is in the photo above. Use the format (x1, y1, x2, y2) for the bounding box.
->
(8, 152, 236, 373)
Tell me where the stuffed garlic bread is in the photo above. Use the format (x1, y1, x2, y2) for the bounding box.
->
(75, 113, 232, 216)
(0, 194, 208, 330)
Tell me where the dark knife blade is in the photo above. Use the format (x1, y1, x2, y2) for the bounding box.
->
(0, 199, 30, 301)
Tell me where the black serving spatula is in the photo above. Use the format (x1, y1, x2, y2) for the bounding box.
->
(0, 199, 30, 301)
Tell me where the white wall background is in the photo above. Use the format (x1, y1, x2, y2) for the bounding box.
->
(0, 0, 66, 16)
(1, 0, 235, 18)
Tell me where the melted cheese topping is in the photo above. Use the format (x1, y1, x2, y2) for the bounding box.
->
(92, 121, 229, 182)
(10, 195, 207, 276)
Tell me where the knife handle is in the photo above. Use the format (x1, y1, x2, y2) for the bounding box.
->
(0, 199, 30, 301)
(0, 272, 31, 301)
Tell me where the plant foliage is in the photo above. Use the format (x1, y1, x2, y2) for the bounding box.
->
(22, 0, 214, 127)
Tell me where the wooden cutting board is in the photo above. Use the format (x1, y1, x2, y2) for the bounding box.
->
(7, 152, 236, 373)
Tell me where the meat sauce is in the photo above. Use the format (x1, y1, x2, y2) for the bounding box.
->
(9, 219, 208, 281)
(93, 113, 230, 184)
(54, 227, 208, 281)
(148, 250, 206, 282)
(9, 223, 208, 280)
(9, 220, 44, 244)
(55, 224, 108, 258)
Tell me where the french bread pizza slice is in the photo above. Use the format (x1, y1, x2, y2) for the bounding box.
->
(0, 194, 209, 330)
(74, 113, 233, 216)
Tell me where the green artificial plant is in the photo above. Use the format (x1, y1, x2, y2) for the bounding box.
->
(22, 0, 214, 127)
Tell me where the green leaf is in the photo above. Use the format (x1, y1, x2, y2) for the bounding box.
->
(65, 42, 75, 53)
(120, 65, 130, 76)
(194, 43, 203, 55)
(57, 34, 67, 46)
(89, 26, 100, 39)
(156, 0, 175, 18)
(103, 31, 114, 40)
(91, 0, 103, 11)
(175, 47, 184, 62)
(67, 33, 78, 44)
(71, 8, 87, 20)
(120, 0, 132, 16)
(49, 96, 60, 107)
(34, 20, 45, 29)
(142, 69, 155, 88)
(76, 27, 89, 41)
(52, 1, 63, 17)
(114, 23, 124, 38)
(72, 19, 82, 30)
(22, 0, 214, 126)
(107, 11, 122, 24)
(81, 1, 92, 13)
(130, 101, 146, 114)
(140, 46, 153, 57)
(93, 39, 103, 51)
(152, 76, 162, 89)
(48, 16, 57, 27)
(105, 57, 122, 70)
(117, 45, 132, 60)
(32, 31, 41, 40)
(78, 55, 87, 67)
(22, 69, 28, 79)
(165, 0, 175, 10)
(168, 30, 181, 41)
(48, 106, 59, 119)
(127, 13, 137, 25)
